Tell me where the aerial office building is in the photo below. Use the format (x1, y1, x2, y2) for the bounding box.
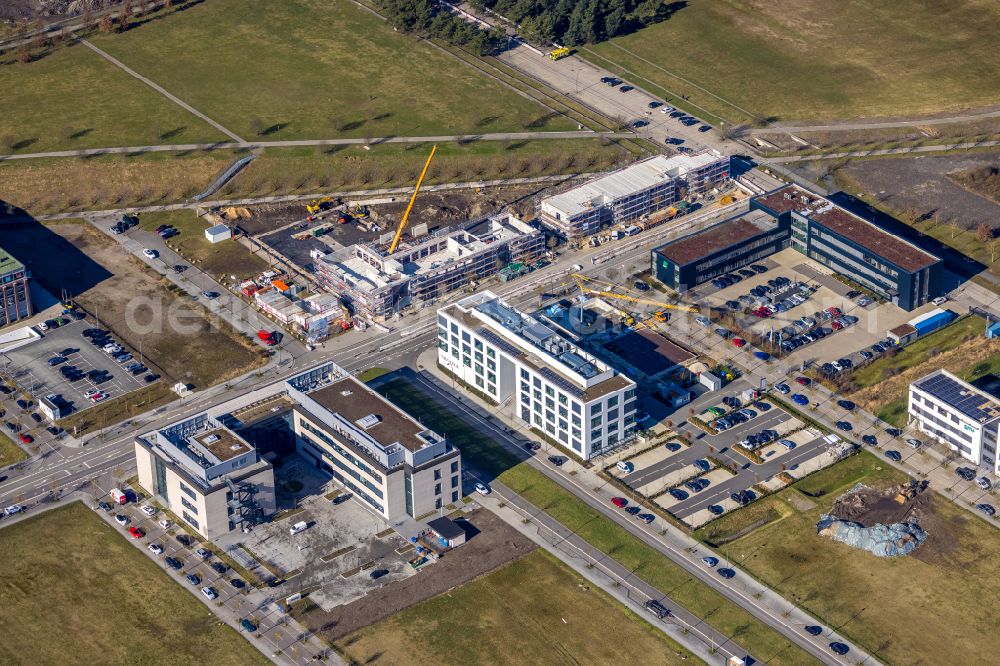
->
(438, 291, 638, 459)
(651, 209, 791, 291)
(539, 152, 731, 240)
(908, 369, 1000, 474)
(313, 213, 543, 321)
(752, 185, 942, 311)
(135, 413, 276, 540)
(0, 246, 31, 327)
(286, 364, 462, 520)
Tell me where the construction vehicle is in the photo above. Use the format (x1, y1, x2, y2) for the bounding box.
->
(389, 146, 437, 255)
(306, 197, 335, 215)
(549, 47, 570, 61)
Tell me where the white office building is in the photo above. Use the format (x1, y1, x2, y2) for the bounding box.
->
(908, 369, 1000, 474)
(438, 291, 637, 459)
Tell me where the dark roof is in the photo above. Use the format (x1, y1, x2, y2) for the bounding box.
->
(754, 185, 938, 272)
(308, 378, 430, 452)
(914, 370, 1000, 424)
(427, 516, 465, 539)
(655, 211, 778, 265)
(810, 207, 938, 272)
(607, 330, 693, 376)
(889, 324, 917, 337)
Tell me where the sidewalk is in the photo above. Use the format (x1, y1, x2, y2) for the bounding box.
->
(412, 347, 871, 665)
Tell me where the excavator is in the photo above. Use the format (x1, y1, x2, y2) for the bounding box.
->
(388, 146, 437, 255)
(305, 196, 335, 215)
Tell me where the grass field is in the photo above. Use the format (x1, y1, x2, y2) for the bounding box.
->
(136, 210, 270, 281)
(0, 502, 267, 665)
(378, 375, 814, 666)
(222, 139, 629, 198)
(710, 451, 1000, 665)
(0, 138, 627, 216)
(837, 316, 1000, 426)
(0, 150, 240, 215)
(583, 0, 1000, 123)
(337, 549, 694, 666)
(90, 0, 576, 142)
(0, 42, 222, 153)
(57, 384, 175, 437)
(0, 431, 27, 467)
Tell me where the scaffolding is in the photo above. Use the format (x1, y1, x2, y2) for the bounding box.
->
(226, 477, 267, 530)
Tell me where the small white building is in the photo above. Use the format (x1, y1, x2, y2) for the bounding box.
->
(909, 369, 1000, 474)
(205, 224, 232, 244)
(438, 291, 637, 460)
(38, 394, 64, 421)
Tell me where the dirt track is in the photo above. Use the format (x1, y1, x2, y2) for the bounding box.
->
(297, 508, 536, 642)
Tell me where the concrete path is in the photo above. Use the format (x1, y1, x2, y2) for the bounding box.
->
(78, 38, 246, 143)
(748, 107, 1000, 134)
(0, 131, 633, 162)
(768, 140, 1000, 163)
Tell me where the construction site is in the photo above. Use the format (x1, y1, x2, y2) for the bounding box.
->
(817, 480, 931, 557)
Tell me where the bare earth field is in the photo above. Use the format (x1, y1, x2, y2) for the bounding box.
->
(333, 547, 693, 666)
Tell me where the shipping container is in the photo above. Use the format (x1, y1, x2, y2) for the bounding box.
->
(912, 310, 954, 335)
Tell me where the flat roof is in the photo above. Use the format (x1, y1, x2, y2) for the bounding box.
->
(889, 323, 917, 337)
(913, 369, 1000, 425)
(193, 428, 252, 462)
(654, 210, 778, 265)
(544, 152, 725, 217)
(427, 515, 464, 539)
(607, 330, 694, 376)
(0, 246, 25, 276)
(308, 377, 430, 452)
(755, 185, 938, 272)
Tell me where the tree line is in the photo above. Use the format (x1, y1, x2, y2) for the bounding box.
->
(470, 0, 679, 46)
(374, 0, 508, 56)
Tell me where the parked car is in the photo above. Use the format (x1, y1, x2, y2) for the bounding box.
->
(835, 421, 853, 431)
(975, 503, 996, 517)
(977, 476, 992, 491)
(693, 459, 711, 472)
(201, 586, 218, 600)
(905, 438, 921, 449)
(837, 400, 856, 411)
(804, 625, 823, 636)
(707, 504, 724, 516)
(240, 618, 258, 632)
(862, 435, 878, 446)
(474, 482, 491, 496)
(128, 526, 144, 539)
(611, 497, 628, 508)
(165, 556, 183, 570)
(791, 394, 809, 406)
(141, 248, 158, 259)
(775, 383, 790, 394)
(195, 547, 211, 559)
(829, 642, 850, 656)
(148, 543, 163, 555)
(885, 450, 902, 462)
(669, 488, 689, 501)
(717, 568, 736, 579)
(186, 574, 201, 586)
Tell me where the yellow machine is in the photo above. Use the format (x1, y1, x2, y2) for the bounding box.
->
(549, 47, 570, 61)
(389, 146, 437, 255)
(570, 273, 699, 314)
(306, 196, 334, 215)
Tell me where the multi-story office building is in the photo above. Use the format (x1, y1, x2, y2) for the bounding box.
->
(313, 212, 543, 321)
(752, 185, 942, 311)
(651, 209, 791, 291)
(135, 413, 276, 540)
(909, 369, 1000, 474)
(438, 291, 638, 459)
(286, 364, 462, 520)
(0, 246, 32, 327)
(539, 152, 731, 240)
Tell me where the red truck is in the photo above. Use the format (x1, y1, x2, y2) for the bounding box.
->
(257, 330, 279, 346)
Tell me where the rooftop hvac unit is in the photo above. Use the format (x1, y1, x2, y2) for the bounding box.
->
(356, 414, 382, 429)
(204, 434, 220, 444)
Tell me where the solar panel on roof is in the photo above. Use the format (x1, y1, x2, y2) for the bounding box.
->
(916, 374, 1000, 423)
(479, 329, 522, 357)
(539, 367, 585, 399)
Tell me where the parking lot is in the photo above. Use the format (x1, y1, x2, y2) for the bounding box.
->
(686, 248, 936, 369)
(1, 319, 150, 419)
(610, 380, 846, 527)
(225, 458, 416, 611)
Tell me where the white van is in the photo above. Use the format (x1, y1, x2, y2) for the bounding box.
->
(289, 520, 308, 536)
(616, 461, 634, 473)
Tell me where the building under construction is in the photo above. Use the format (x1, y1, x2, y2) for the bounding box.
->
(539, 151, 731, 240)
(312, 212, 544, 320)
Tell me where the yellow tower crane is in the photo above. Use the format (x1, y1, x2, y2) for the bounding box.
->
(570, 273, 699, 316)
(389, 145, 437, 255)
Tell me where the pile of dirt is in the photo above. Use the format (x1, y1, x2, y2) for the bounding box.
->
(2, 0, 105, 21)
(817, 482, 930, 557)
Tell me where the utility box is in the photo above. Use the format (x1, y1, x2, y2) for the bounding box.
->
(699, 371, 722, 391)
(205, 224, 232, 244)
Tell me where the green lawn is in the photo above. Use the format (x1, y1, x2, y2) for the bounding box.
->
(0, 502, 267, 665)
(379, 376, 814, 666)
(711, 451, 1000, 666)
(583, 0, 1000, 123)
(338, 549, 695, 665)
(137, 210, 270, 281)
(220, 139, 630, 198)
(90, 0, 576, 142)
(0, 42, 222, 153)
(0, 431, 28, 467)
(849, 316, 986, 389)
